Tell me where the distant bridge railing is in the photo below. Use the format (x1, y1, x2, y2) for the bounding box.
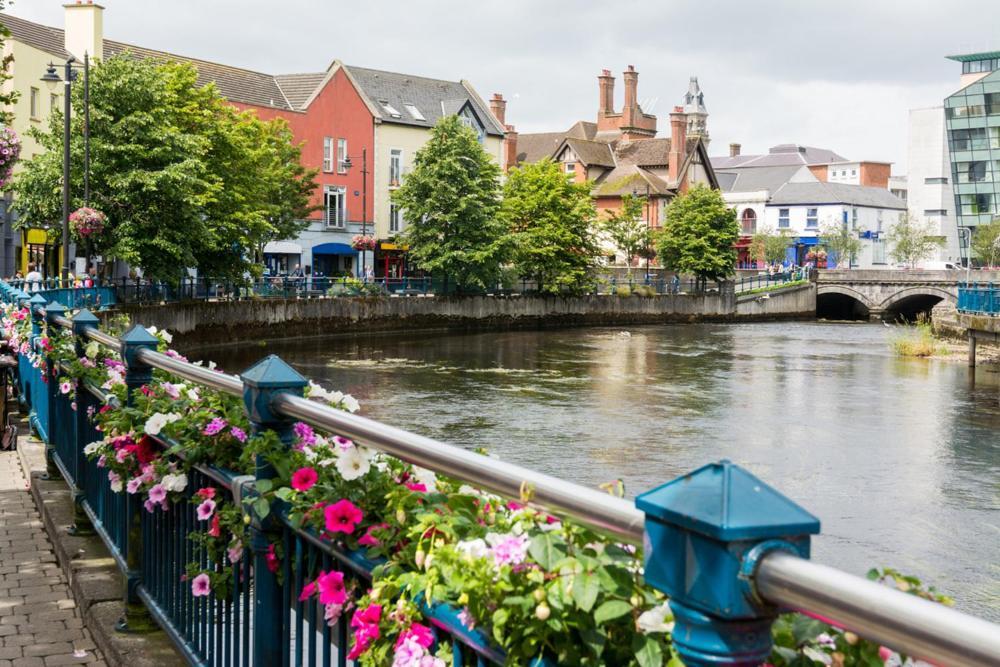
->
(957, 282, 1000, 315)
(1, 279, 998, 666)
(734, 267, 811, 294)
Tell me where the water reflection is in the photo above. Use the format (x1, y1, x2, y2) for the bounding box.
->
(206, 322, 1000, 620)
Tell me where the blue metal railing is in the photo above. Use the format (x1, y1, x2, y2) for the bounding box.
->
(2, 278, 998, 667)
(957, 282, 1000, 315)
(734, 267, 811, 294)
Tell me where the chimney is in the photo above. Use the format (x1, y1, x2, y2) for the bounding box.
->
(729, 143, 741, 157)
(598, 69, 615, 116)
(504, 124, 518, 172)
(622, 65, 638, 117)
(64, 1, 104, 61)
(489, 93, 506, 126)
(669, 106, 687, 183)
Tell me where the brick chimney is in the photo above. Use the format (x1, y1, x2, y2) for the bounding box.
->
(64, 1, 104, 60)
(729, 143, 741, 157)
(504, 124, 518, 172)
(489, 93, 506, 126)
(622, 65, 638, 120)
(669, 106, 688, 184)
(598, 69, 615, 116)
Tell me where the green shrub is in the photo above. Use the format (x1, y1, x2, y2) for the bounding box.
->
(615, 285, 631, 297)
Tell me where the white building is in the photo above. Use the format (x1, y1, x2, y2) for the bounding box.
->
(903, 106, 961, 262)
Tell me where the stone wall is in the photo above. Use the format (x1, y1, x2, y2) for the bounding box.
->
(736, 284, 816, 319)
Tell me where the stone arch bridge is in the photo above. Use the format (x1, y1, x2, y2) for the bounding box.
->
(815, 270, 1000, 320)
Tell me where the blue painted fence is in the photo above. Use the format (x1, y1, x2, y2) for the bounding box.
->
(957, 282, 1000, 315)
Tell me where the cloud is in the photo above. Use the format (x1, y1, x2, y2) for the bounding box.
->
(7, 0, 1000, 168)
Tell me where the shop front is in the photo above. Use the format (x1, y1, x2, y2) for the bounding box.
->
(311, 242, 357, 279)
(20, 228, 62, 278)
(262, 241, 302, 276)
(376, 242, 408, 279)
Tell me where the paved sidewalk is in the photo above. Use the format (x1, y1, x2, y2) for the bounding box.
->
(0, 451, 105, 667)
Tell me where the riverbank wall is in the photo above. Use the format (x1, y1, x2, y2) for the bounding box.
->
(116, 285, 816, 348)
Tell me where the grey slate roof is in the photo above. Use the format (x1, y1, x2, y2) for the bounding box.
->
(516, 132, 569, 164)
(274, 73, 325, 109)
(768, 182, 906, 209)
(343, 65, 505, 136)
(564, 138, 615, 167)
(715, 165, 809, 193)
(711, 144, 847, 170)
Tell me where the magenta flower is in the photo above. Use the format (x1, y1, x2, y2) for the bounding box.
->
(230, 427, 247, 443)
(293, 422, 316, 446)
(324, 499, 362, 534)
(147, 484, 166, 504)
(202, 418, 227, 436)
(196, 499, 216, 521)
(298, 580, 316, 602)
(291, 467, 318, 492)
(395, 622, 434, 650)
(191, 573, 211, 597)
(317, 570, 346, 606)
(357, 523, 388, 548)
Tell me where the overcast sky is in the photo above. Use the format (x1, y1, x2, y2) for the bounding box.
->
(9, 0, 1000, 171)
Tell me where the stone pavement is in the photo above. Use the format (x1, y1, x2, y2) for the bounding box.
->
(0, 451, 105, 667)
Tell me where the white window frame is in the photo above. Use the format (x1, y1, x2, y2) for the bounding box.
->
(403, 103, 425, 121)
(389, 148, 403, 186)
(337, 138, 348, 174)
(389, 202, 403, 233)
(565, 163, 576, 174)
(322, 137, 334, 173)
(778, 208, 790, 228)
(30, 87, 39, 118)
(806, 208, 818, 228)
(324, 186, 347, 228)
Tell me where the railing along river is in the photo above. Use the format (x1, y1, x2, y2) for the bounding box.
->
(1, 280, 998, 667)
(958, 281, 1000, 315)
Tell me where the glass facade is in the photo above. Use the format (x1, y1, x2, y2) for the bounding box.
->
(946, 68, 1000, 230)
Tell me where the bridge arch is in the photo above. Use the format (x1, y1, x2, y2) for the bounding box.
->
(816, 285, 874, 320)
(878, 286, 956, 322)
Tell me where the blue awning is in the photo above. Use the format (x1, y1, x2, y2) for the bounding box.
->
(794, 237, 820, 246)
(312, 242, 356, 256)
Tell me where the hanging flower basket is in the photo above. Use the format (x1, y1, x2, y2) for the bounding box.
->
(0, 127, 21, 189)
(69, 207, 107, 238)
(351, 235, 377, 252)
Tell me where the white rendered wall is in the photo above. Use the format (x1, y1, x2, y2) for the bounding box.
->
(906, 106, 960, 262)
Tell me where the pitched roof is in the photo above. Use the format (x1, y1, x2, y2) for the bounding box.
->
(715, 165, 811, 193)
(614, 138, 671, 167)
(0, 12, 69, 58)
(711, 144, 847, 170)
(593, 164, 671, 197)
(343, 65, 505, 136)
(564, 138, 615, 167)
(768, 182, 906, 209)
(274, 73, 325, 109)
(515, 132, 569, 164)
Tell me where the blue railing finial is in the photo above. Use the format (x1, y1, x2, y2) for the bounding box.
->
(240, 354, 308, 429)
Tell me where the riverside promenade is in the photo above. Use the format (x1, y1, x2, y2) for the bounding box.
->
(0, 442, 103, 667)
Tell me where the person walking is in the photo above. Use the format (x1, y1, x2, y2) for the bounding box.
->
(24, 263, 42, 293)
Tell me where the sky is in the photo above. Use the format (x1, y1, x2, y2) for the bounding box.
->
(8, 0, 1000, 172)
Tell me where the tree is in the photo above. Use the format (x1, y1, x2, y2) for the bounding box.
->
(392, 115, 505, 293)
(970, 218, 1000, 268)
(656, 185, 738, 283)
(501, 158, 601, 294)
(0, 4, 20, 125)
(600, 194, 652, 277)
(749, 225, 791, 266)
(887, 212, 945, 268)
(12, 54, 316, 281)
(819, 220, 862, 268)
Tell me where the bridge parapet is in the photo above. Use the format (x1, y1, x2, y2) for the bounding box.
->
(818, 269, 1000, 284)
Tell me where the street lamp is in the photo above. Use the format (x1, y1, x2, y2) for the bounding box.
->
(340, 148, 370, 279)
(41, 54, 91, 285)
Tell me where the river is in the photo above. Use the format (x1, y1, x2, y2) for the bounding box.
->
(207, 322, 1000, 620)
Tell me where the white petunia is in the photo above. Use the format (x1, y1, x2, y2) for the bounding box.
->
(146, 326, 158, 335)
(84, 341, 99, 359)
(455, 538, 489, 561)
(411, 466, 438, 493)
(636, 602, 674, 634)
(160, 473, 188, 493)
(335, 445, 371, 480)
(160, 330, 173, 343)
(340, 394, 360, 413)
(144, 412, 181, 436)
(187, 388, 200, 402)
(83, 441, 103, 456)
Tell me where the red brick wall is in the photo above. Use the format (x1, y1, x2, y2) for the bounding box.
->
(859, 163, 890, 188)
(808, 165, 828, 182)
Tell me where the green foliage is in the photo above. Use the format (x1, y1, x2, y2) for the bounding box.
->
(749, 225, 791, 265)
(393, 115, 505, 293)
(0, 4, 19, 125)
(970, 217, 1000, 267)
(601, 194, 653, 277)
(890, 317, 946, 357)
(656, 185, 738, 282)
(819, 220, 863, 268)
(12, 54, 316, 282)
(887, 213, 945, 268)
(502, 159, 601, 294)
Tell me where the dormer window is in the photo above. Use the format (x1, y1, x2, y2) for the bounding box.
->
(404, 104, 425, 121)
(379, 100, 402, 118)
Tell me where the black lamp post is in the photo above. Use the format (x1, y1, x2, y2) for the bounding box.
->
(340, 148, 370, 279)
(41, 54, 90, 284)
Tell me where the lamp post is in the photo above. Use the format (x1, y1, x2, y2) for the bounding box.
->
(340, 148, 370, 279)
(957, 226, 972, 284)
(41, 54, 90, 285)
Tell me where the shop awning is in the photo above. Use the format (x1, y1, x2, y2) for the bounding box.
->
(312, 242, 356, 256)
(263, 241, 303, 255)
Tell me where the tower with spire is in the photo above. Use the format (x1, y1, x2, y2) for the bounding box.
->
(682, 76, 709, 149)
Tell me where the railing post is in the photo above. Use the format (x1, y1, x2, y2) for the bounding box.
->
(68, 309, 100, 536)
(636, 460, 820, 666)
(43, 301, 68, 481)
(240, 355, 307, 667)
(116, 325, 160, 633)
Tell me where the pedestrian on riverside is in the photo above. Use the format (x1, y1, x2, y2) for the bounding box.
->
(24, 263, 42, 293)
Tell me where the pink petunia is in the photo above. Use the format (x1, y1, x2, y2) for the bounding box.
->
(202, 417, 227, 436)
(298, 580, 316, 602)
(196, 499, 216, 521)
(317, 570, 346, 606)
(291, 467, 318, 492)
(324, 499, 363, 534)
(357, 523, 388, 548)
(147, 484, 166, 504)
(191, 573, 211, 597)
(395, 623, 434, 650)
(230, 427, 247, 443)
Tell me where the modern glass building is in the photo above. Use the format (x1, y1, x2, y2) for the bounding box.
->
(945, 52, 1000, 236)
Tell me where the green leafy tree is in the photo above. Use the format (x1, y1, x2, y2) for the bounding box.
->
(887, 212, 945, 268)
(601, 194, 651, 277)
(12, 54, 316, 281)
(970, 218, 1000, 268)
(0, 3, 19, 125)
(656, 185, 738, 284)
(501, 159, 601, 294)
(749, 225, 791, 265)
(392, 115, 505, 293)
(819, 220, 863, 268)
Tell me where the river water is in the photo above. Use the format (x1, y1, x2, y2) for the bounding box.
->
(208, 322, 1000, 620)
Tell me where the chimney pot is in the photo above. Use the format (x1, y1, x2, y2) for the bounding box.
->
(623, 66, 639, 117)
(729, 143, 741, 157)
(489, 93, 507, 126)
(669, 108, 688, 183)
(598, 69, 615, 116)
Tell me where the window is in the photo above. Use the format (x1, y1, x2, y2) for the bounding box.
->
(337, 139, 347, 174)
(967, 161, 988, 183)
(740, 208, 757, 234)
(30, 88, 39, 118)
(389, 202, 402, 233)
(960, 194, 994, 215)
(950, 128, 988, 151)
(876, 209, 883, 233)
(924, 177, 948, 185)
(322, 137, 334, 173)
(403, 104, 425, 121)
(851, 207, 858, 229)
(324, 186, 346, 228)
(778, 208, 789, 228)
(379, 100, 402, 118)
(806, 208, 818, 228)
(872, 239, 886, 264)
(924, 209, 948, 216)
(565, 163, 576, 174)
(851, 169, 856, 176)
(389, 149, 402, 185)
